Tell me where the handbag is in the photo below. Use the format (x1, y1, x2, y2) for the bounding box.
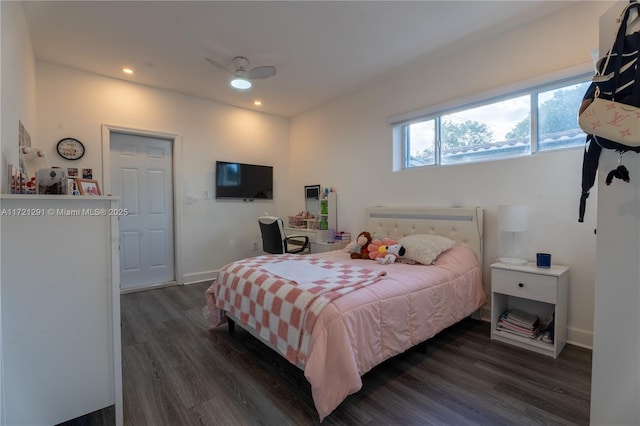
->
(578, 2, 640, 152)
(579, 91, 640, 147)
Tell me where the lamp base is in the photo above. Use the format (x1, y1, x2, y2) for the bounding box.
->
(499, 257, 527, 266)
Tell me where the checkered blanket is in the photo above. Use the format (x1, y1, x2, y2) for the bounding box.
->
(213, 254, 386, 364)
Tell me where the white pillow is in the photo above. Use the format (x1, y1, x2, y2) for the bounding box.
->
(398, 234, 455, 265)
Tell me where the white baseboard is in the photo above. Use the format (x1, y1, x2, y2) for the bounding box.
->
(120, 281, 177, 294)
(183, 270, 218, 285)
(567, 326, 593, 349)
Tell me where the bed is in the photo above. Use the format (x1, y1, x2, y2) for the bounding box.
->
(205, 206, 486, 421)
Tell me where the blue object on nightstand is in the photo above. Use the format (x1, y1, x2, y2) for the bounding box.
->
(536, 252, 551, 268)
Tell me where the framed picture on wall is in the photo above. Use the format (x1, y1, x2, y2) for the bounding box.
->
(82, 168, 93, 179)
(77, 179, 101, 196)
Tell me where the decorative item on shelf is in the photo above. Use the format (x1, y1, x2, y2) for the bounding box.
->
(7, 164, 22, 194)
(77, 179, 101, 196)
(305, 217, 318, 230)
(82, 168, 93, 179)
(21, 146, 47, 159)
(36, 168, 68, 195)
(21, 146, 49, 182)
(67, 178, 81, 195)
(18, 121, 31, 180)
(320, 199, 328, 215)
(7, 164, 36, 194)
(288, 214, 305, 228)
(24, 176, 36, 194)
(498, 205, 529, 266)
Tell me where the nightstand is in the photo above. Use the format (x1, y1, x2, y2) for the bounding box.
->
(490, 262, 569, 358)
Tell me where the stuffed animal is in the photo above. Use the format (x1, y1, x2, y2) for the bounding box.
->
(376, 244, 406, 265)
(367, 237, 398, 261)
(349, 231, 373, 259)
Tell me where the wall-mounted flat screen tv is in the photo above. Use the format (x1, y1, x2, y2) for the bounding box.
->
(215, 161, 273, 200)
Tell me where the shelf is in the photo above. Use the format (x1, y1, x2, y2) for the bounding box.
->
(1, 194, 118, 201)
(492, 329, 554, 354)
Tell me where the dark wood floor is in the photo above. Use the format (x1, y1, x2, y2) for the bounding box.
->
(84, 281, 593, 425)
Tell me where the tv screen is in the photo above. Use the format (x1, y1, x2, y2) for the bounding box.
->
(215, 161, 273, 200)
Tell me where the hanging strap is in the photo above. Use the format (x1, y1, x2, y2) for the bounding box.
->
(610, 3, 640, 103)
(579, 135, 602, 223)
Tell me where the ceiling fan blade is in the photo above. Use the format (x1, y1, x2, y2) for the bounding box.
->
(248, 65, 276, 80)
(205, 57, 233, 75)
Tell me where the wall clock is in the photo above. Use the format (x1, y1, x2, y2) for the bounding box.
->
(56, 137, 85, 160)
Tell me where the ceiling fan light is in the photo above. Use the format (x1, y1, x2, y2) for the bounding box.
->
(230, 77, 252, 90)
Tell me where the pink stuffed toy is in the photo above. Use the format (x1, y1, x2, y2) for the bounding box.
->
(367, 237, 398, 261)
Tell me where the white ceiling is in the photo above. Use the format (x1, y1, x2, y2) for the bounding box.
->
(22, 1, 576, 118)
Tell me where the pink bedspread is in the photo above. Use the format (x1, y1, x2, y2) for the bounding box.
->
(205, 246, 485, 421)
(210, 254, 386, 364)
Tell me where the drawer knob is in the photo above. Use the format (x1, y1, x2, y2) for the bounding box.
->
(518, 282, 524, 288)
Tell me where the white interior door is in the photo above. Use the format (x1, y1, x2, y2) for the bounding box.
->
(110, 132, 175, 290)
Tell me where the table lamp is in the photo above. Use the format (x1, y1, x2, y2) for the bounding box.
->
(498, 205, 529, 266)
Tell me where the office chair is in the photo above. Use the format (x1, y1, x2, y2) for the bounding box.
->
(258, 216, 310, 254)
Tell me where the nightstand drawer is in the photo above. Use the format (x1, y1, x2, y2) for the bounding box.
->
(492, 268, 557, 303)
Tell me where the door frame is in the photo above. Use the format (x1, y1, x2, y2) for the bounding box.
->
(101, 123, 184, 287)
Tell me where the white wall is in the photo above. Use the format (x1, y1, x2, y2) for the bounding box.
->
(1, 1, 37, 190)
(34, 63, 290, 283)
(591, 2, 640, 424)
(0, 4, 3, 422)
(0, 2, 38, 424)
(289, 1, 615, 348)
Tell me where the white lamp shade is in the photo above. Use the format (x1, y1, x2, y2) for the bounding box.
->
(498, 205, 529, 232)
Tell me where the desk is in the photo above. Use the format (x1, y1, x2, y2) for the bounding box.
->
(285, 227, 348, 254)
(311, 241, 349, 253)
(285, 227, 318, 242)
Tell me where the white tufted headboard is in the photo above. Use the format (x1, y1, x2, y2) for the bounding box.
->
(366, 206, 484, 264)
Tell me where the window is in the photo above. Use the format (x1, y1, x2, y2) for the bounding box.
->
(396, 73, 592, 168)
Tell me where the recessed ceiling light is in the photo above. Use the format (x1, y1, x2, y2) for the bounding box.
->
(253, 100, 262, 106)
(122, 68, 134, 75)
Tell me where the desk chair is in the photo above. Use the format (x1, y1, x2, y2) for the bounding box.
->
(258, 216, 310, 254)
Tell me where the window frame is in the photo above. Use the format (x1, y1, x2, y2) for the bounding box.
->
(390, 65, 594, 170)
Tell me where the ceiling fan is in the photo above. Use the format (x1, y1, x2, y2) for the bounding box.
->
(206, 56, 276, 90)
